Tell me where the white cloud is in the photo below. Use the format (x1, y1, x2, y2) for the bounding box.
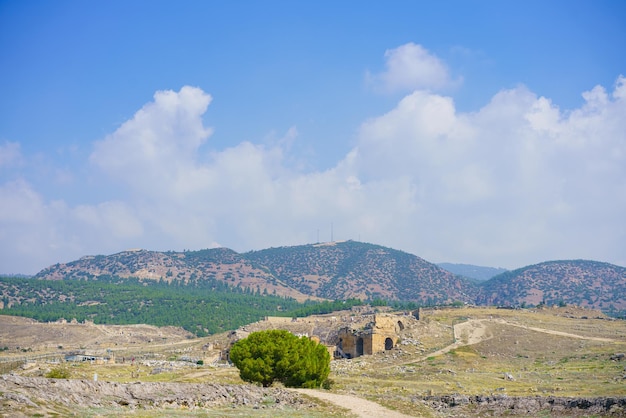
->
(90, 86, 214, 197)
(366, 43, 457, 93)
(348, 76, 626, 268)
(73, 201, 143, 239)
(0, 141, 22, 168)
(0, 179, 145, 273)
(0, 179, 44, 223)
(2, 73, 625, 274)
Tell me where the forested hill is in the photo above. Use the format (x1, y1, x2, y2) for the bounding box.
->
(477, 260, 626, 314)
(0, 275, 304, 336)
(35, 248, 311, 301)
(28, 243, 626, 315)
(34, 241, 478, 305)
(244, 241, 478, 304)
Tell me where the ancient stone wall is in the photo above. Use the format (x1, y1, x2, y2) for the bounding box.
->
(263, 316, 294, 324)
(336, 313, 409, 358)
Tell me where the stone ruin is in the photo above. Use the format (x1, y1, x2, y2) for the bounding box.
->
(224, 308, 421, 361)
(335, 312, 416, 359)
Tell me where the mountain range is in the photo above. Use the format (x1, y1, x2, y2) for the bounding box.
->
(33, 241, 626, 314)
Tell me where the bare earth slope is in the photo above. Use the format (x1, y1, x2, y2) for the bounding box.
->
(0, 315, 194, 355)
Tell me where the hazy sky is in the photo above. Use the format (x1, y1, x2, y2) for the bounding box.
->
(1, 1, 625, 274)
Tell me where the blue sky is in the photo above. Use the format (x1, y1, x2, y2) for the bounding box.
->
(1, 0, 625, 274)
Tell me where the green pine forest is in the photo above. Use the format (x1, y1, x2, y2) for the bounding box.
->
(0, 276, 375, 336)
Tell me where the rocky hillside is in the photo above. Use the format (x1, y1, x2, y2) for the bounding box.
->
(35, 241, 478, 304)
(478, 260, 626, 312)
(245, 241, 477, 303)
(31, 244, 626, 314)
(35, 248, 310, 301)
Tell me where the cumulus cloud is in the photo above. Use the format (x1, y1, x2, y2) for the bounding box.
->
(1, 73, 625, 274)
(0, 179, 44, 223)
(88, 86, 302, 251)
(0, 180, 69, 272)
(73, 201, 143, 239)
(0, 141, 22, 168)
(366, 43, 457, 93)
(90, 86, 214, 197)
(0, 178, 145, 273)
(350, 75, 626, 267)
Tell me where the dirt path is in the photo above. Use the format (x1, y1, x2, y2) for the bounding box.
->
(293, 389, 414, 418)
(452, 318, 619, 348)
(493, 319, 618, 342)
(449, 317, 619, 348)
(384, 317, 620, 370)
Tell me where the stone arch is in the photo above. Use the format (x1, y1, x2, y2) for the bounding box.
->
(356, 337, 364, 356)
(385, 337, 394, 350)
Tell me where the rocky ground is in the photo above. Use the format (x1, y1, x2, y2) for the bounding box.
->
(3, 307, 626, 417)
(421, 394, 626, 416)
(5, 373, 624, 417)
(0, 374, 318, 417)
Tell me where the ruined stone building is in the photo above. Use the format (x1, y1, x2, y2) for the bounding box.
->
(224, 309, 420, 361)
(335, 313, 414, 358)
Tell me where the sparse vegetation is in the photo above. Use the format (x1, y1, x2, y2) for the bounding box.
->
(2, 305, 626, 416)
(245, 241, 473, 303)
(45, 366, 71, 379)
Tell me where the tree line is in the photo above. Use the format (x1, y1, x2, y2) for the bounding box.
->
(0, 276, 306, 336)
(0, 276, 404, 336)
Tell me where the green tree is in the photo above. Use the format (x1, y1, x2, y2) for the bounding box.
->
(229, 330, 330, 388)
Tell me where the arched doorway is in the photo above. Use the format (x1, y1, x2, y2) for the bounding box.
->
(397, 320, 405, 331)
(385, 337, 394, 350)
(356, 337, 364, 356)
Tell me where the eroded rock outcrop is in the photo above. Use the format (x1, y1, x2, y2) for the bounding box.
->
(422, 394, 626, 416)
(0, 374, 315, 416)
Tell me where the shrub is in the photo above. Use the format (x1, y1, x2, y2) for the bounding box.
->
(46, 366, 71, 379)
(230, 329, 330, 388)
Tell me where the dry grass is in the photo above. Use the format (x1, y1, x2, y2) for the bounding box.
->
(326, 307, 626, 416)
(77, 405, 352, 418)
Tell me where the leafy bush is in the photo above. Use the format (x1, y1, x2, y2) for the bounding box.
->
(230, 330, 330, 388)
(46, 366, 71, 379)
